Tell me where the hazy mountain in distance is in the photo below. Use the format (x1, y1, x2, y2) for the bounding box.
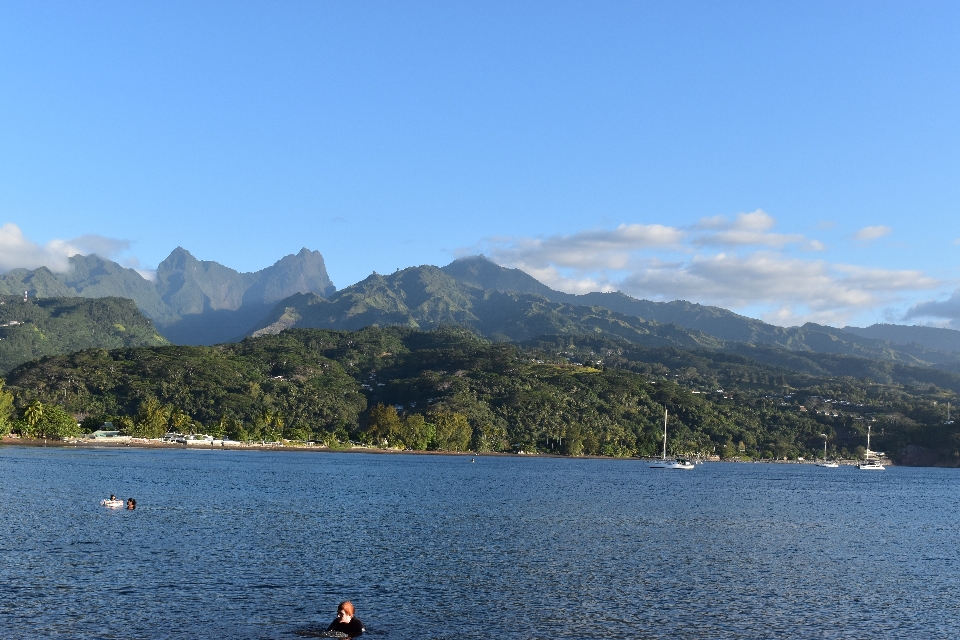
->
(0, 247, 336, 346)
(843, 324, 960, 354)
(152, 247, 336, 345)
(63, 254, 178, 325)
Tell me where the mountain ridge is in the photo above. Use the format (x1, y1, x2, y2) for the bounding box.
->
(251, 256, 960, 373)
(0, 248, 336, 345)
(4, 251, 960, 374)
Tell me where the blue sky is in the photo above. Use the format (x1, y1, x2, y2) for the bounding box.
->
(2, 1, 959, 327)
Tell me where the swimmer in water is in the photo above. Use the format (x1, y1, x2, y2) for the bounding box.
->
(126, 497, 136, 510)
(326, 601, 364, 637)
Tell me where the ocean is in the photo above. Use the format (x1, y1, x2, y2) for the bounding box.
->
(2, 446, 958, 638)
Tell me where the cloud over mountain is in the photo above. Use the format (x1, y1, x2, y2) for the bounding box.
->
(906, 290, 960, 329)
(0, 223, 132, 273)
(482, 211, 939, 326)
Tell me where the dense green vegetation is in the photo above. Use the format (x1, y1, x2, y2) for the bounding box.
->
(4, 326, 960, 464)
(0, 295, 168, 374)
(254, 262, 960, 376)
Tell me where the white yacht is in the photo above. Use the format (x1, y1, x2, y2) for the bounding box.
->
(816, 433, 839, 467)
(649, 409, 695, 470)
(857, 425, 885, 470)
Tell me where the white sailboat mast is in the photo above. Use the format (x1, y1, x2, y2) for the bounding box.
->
(662, 408, 668, 461)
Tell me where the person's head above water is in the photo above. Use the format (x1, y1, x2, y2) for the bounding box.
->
(110, 495, 116, 500)
(126, 498, 136, 510)
(336, 601, 355, 621)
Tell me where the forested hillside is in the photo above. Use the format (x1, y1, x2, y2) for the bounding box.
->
(254, 262, 960, 373)
(4, 327, 959, 465)
(0, 295, 168, 374)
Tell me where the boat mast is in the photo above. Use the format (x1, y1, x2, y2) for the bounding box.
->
(662, 408, 668, 461)
(866, 425, 871, 458)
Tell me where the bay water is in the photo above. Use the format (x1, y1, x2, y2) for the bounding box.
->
(2, 446, 959, 638)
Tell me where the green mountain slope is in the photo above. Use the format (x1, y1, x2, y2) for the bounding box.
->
(253, 258, 960, 372)
(251, 265, 727, 350)
(0, 266, 76, 298)
(5, 326, 960, 464)
(441, 256, 960, 370)
(0, 295, 168, 374)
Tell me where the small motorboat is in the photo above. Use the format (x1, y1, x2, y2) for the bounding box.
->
(100, 498, 123, 508)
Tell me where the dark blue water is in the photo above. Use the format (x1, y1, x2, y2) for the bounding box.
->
(2, 446, 959, 639)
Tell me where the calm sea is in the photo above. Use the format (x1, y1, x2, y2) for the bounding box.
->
(1, 446, 959, 639)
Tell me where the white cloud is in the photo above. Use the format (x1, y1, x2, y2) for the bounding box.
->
(905, 290, 960, 328)
(480, 211, 940, 327)
(853, 225, 892, 242)
(691, 209, 814, 249)
(0, 222, 133, 274)
(488, 223, 684, 272)
(619, 253, 931, 313)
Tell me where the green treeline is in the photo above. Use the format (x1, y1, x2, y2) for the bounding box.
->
(0, 295, 168, 374)
(2, 326, 960, 463)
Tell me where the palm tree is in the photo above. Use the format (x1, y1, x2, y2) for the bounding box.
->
(24, 400, 44, 428)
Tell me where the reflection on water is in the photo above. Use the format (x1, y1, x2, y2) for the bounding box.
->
(2, 446, 960, 638)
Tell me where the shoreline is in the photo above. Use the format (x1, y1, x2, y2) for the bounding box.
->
(0, 435, 898, 465)
(0, 435, 597, 460)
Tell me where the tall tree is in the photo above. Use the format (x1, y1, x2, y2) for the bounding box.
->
(430, 411, 471, 452)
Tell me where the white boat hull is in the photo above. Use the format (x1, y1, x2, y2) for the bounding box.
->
(650, 459, 695, 470)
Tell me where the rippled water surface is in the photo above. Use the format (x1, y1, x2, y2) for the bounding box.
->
(2, 446, 960, 638)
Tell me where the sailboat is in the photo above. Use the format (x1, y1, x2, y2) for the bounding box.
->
(816, 433, 838, 468)
(649, 409, 695, 470)
(857, 425, 885, 470)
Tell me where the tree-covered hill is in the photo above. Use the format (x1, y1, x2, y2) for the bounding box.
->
(250, 264, 757, 351)
(4, 326, 959, 465)
(253, 261, 960, 373)
(0, 295, 168, 374)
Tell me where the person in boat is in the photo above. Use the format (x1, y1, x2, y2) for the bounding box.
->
(326, 601, 364, 637)
(126, 498, 136, 510)
(101, 495, 122, 507)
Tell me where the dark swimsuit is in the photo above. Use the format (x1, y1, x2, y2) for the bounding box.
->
(326, 617, 364, 637)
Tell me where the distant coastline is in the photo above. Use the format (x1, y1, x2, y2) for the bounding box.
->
(0, 435, 890, 465)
